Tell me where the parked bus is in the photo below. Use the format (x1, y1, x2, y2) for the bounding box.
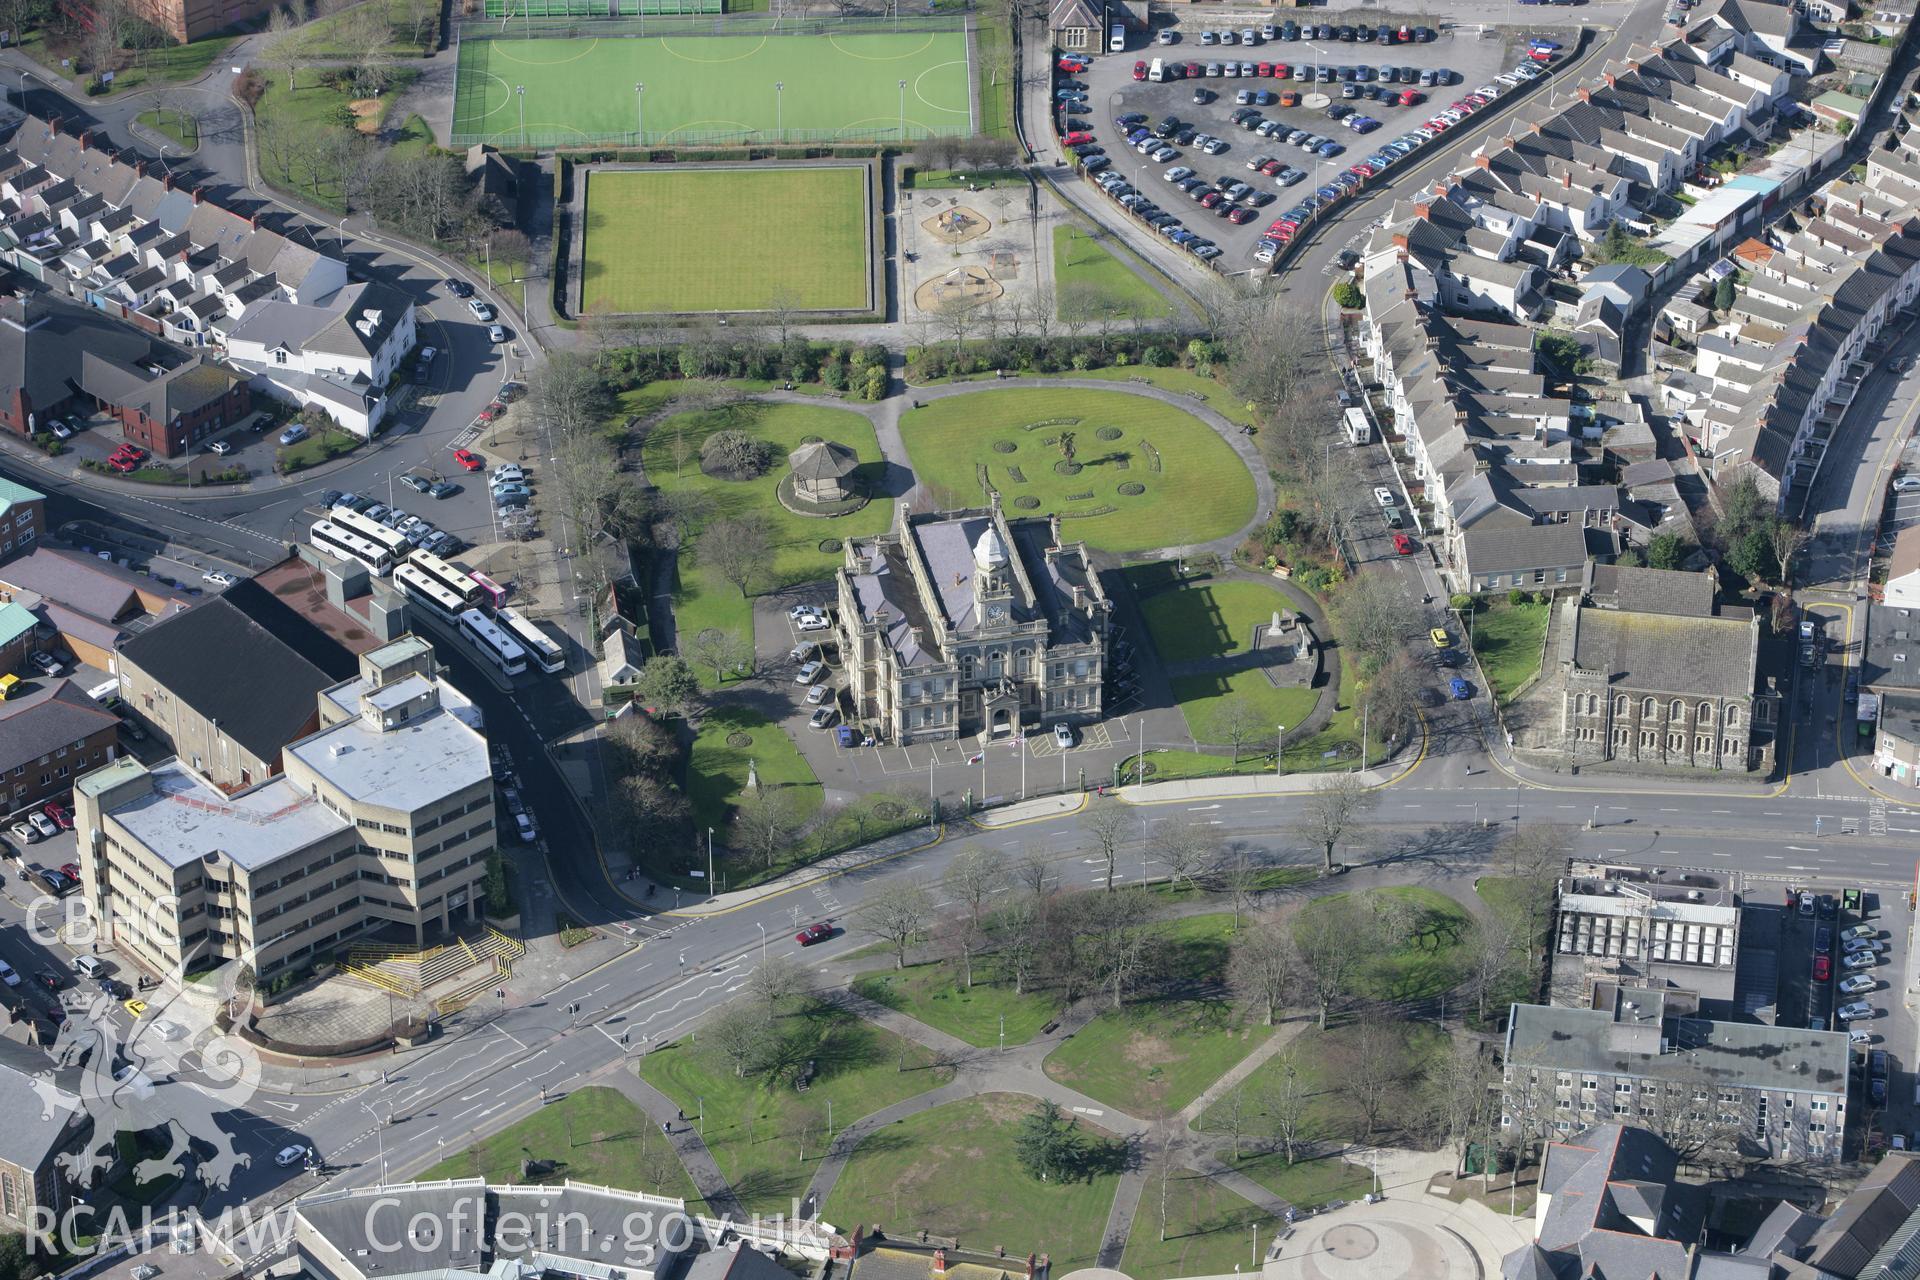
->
(496, 606, 564, 675)
(394, 563, 468, 624)
(404, 549, 483, 608)
(309, 519, 395, 577)
(458, 608, 527, 677)
(1148, 57, 1165, 81)
(327, 507, 411, 558)
(469, 570, 507, 610)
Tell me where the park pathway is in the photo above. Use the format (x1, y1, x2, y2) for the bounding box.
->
(600, 1065, 747, 1220)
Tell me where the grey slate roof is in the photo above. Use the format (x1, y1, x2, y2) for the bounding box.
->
(0, 678, 118, 774)
(1571, 603, 1754, 697)
(1863, 604, 1920, 694)
(1461, 521, 1590, 576)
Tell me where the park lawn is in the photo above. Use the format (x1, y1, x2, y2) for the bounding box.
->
(636, 396, 889, 677)
(419, 1086, 701, 1202)
(975, 20, 1014, 140)
(638, 1000, 951, 1214)
(276, 426, 361, 473)
(1299, 886, 1474, 1004)
(901, 388, 1255, 553)
(1170, 669, 1319, 753)
(852, 956, 1062, 1048)
(1203, 1022, 1449, 1146)
(253, 67, 417, 211)
(583, 167, 869, 313)
(1073, 367, 1252, 425)
(22, 30, 236, 95)
(1053, 225, 1174, 319)
(823, 1093, 1120, 1271)
(1044, 913, 1272, 1115)
(288, 0, 439, 58)
(1140, 577, 1305, 665)
(688, 701, 822, 836)
(136, 108, 198, 150)
(1470, 600, 1549, 705)
(1228, 1152, 1375, 1213)
(1120, 1170, 1269, 1280)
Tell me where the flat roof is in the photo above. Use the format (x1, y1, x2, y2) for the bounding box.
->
(110, 760, 348, 871)
(1508, 1003, 1851, 1095)
(289, 677, 488, 813)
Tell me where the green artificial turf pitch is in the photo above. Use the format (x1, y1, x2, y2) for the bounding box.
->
(453, 30, 972, 145)
(582, 166, 870, 313)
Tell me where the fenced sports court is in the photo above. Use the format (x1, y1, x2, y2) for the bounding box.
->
(450, 13, 974, 148)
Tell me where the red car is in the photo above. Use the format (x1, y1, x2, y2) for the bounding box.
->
(59, 862, 79, 880)
(1814, 954, 1832, 982)
(1256, 61, 1272, 76)
(1399, 90, 1423, 107)
(110, 444, 147, 463)
(1391, 532, 1415, 555)
(108, 456, 137, 474)
(796, 923, 833, 946)
(1273, 63, 1290, 78)
(43, 802, 72, 831)
(1185, 61, 1202, 78)
(1133, 60, 1147, 80)
(1062, 130, 1094, 146)
(1227, 207, 1255, 224)
(1057, 55, 1089, 72)
(453, 448, 485, 471)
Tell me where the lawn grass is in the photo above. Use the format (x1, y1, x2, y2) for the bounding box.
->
(974, 20, 1014, 141)
(1044, 913, 1272, 1115)
(638, 1000, 952, 1213)
(20, 28, 236, 95)
(688, 701, 823, 836)
(1469, 600, 1549, 705)
(823, 1093, 1120, 1271)
(1298, 886, 1473, 1004)
(453, 31, 970, 146)
(583, 168, 870, 314)
(900, 388, 1255, 553)
(419, 1086, 701, 1202)
(1072, 367, 1253, 425)
(1202, 1022, 1449, 1146)
(136, 108, 199, 150)
(275, 426, 361, 473)
(852, 956, 1062, 1048)
(1171, 670, 1319, 752)
(253, 66, 416, 211)
(1228, 1152, 1376, 1212)
(635, 396, 889, 676)
(287, 0, 439, 58)
(1053, 224, 1174, 320)
(1120, 1170, 1269, 1280)
(1139, 577, 1302, 666)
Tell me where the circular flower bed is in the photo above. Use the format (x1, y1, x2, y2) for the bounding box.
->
(1118, 482, 1146, 496)
(818, 537, 842, 553)
(800, 434, 823, 444)
(726, 732, 753, 749)
(1012, 495, 1041, 510)
(1053, 461, 1083, 476)
(1095, 426, 1123, 441)
(991, 440, 1017, 454)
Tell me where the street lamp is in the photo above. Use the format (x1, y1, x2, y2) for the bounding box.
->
(898, 78, 907, 141)
(756, 921, 767, 966)
(774, 81, 785, 140)
(1276, 724, 1286, 774)
(516, 85, 527, 146)
(635, 82, 645, 145)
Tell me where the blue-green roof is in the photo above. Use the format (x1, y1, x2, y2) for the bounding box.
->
(0, 602, 36, 648)
(0, 478, 44, 517)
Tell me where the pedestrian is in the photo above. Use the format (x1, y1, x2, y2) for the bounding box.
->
(662, 1120, 671, 1135)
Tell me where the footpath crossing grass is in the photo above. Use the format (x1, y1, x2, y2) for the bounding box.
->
(1053, 225, 1174, 319)
(453, 31, 972, 145)
(583, 167, 869, 313)
(421, 1086, 701, 1202)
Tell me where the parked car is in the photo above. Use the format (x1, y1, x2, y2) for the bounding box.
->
(467, 298, 495, 321)
(1837, 1001, 1875, 1022)
(453, 448, 485, 471)
(1839, 973, 1876, 995)
(795, 661, 825, 685)
(1448, 677, 1472, 701)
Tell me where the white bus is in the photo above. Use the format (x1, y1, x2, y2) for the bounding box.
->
(328, 506, 411, 558)
(405, 549, 483, 608)
(309, 519, 395, 577)
(458, 608, 527, 677)
(496, 606, 564, 675)
(1148, 57, 1165, 81)
(394, 563, 468, 624)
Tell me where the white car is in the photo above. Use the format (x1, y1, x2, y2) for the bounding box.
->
(1845, 934, 1888, 952)
(808, 707, 835, 730)
(488, 325, 508, 344)
(1053, 723, 1074, 749)
(466, 298, 495, 322)
(795, 660, 825, 685)
(150, 1018, 186, 1041)
(202, 570, 235, 587)
(113, 1064, 155, 1100)
(274, 1144, 313, 1168)
(1844, 924, 1880, 941)
(806, 683, 831, 705)
(10, 821, 38, 844)
(491, 465, 526, 485)
(1844, 949, 1879, 970)
(788, 603, 823, 622)
(1839, 973, 1877, 995)
(28, 812, 57, 838)
(1373, 487, 1395, 507)
(208, 441, 233, 456)
(797, 614, 831, 633)
(49, 421, 73, 440)
(0, 959, 18, 987)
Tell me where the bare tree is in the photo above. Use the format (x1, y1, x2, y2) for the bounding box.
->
(700, 515, 773, 599)
(856, 880, 935, 970)
(1427, 1039, 1498, 1162)
(1210, 845, 1263, 930)
(1333, 1022, 1409, 1139)
(1770, 520, 1807, 586)
(398, 0, 437, 47)
(944, 848, 1008, 932)
(1643, 1061, 1741, 1163)
(687, 627, 751, 685)
(259, 4, 303, 91)
(1228, 918, 1297, 1026)
(1332, 571, 1423, 679)
(1290, 898, 1370, 1029)
(1293, 772, 1375, 874)
(1260, 1045, 1313, 1165)
(1216, 1083, 1252, 1161)
(992, 894, 1044, 995)
(1147, 820, 1217, 891)
(1500, 824, 1571, 960)
(1082, 804, 1132, 891)
(1365, 653, 1424, 756)
(1012, 849, 1052, 899)
(337, 3, 391, 93)
(749, 955, 808, 1010)
(1078, 888, 1156, 1007)
(634, 1118, 681, 1195)
(704, 1000, 777, 1078)
(782, 1102, 825, 1163)
(550, 430, 648, 547)
(1206, 697, 1268, 764)
(1467, 912, 1523, 1025)
(731, 787, 806, 871)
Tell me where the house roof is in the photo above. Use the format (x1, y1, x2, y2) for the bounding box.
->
(1864, 603, 1920, 693)
(0, 545, 183, 625)
(788, 439, 859, 481)
(1890, 526, 1920, 585)
(0, 677, 117, 773)
(1461, 521, 1589, 576)
(1571, 603, 1755, 697)
(0, 477, 43, 520)
(1803, 1153, 1920, 1274)
(114, 578, 359, 763)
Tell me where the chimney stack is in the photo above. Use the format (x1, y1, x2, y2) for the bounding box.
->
(134, 160, 146, 179)
(1604, 72, 1617, 88)
(1577, 86, 1592, 103)
(78, 130, 92, 152)
(931, 1251, 948, 1278)
(1563, 169, 1573, 189)
(1474, 154, 1493, 169)
(192, 186, 205, 205)
(1413, 200, 1431, 220)
(162, 174, 174, 192)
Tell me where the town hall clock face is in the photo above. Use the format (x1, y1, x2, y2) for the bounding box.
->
(986, 603, 1008, 624)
